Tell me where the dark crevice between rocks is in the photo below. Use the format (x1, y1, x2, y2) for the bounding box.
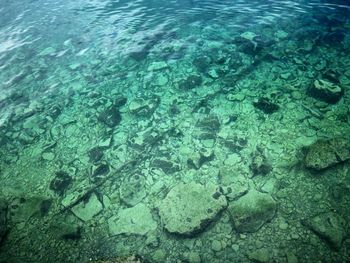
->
(253, 97, 279, 114)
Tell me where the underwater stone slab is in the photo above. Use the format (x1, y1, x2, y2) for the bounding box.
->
(228, 189, 276, 233)
(108, 203, 157, 236)
(304, 138, 350, 170)
(158, 182, 227, 236)
(71, 193, 103, 221)
(302, 211, 346, 250)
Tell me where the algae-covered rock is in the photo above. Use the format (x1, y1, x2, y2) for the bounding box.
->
(158, 182, 227, 236)
(128, 97, 160, 117)
(151, 158, 181, 174)
(301, 211, 347, 250)
(304, 138, 350, 170)
(250, 147, 272, 177)
(240, 31, 258, 41)
(247, 248, 270, 263)
(308, 79, 344, 104)
(178, 75, 202, 90)
(98, 105, 122, 127)
(71, 192, 103, 221)
(108, 203, 157, 236)
(49, 171, 72, 196)
(228, 189, 276, 233)
(119, 173, 147, 207)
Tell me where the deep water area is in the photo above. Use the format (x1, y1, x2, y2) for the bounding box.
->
(1, 0, 350, 262)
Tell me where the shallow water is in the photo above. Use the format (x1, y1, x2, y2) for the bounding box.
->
(0, 0, 350, 262)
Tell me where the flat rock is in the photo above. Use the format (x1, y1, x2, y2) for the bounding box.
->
(158, 182, 227, 236)
(302, 211, 347, 250)
(71, 193, 103, 221)
(108, 203, 157, 236)
(228, 189, 276, 233)
(305, 138, 350, 170)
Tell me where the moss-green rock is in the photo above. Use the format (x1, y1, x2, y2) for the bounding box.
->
(305, 138, 350, 170)
(301, 211, 346, 250)
(108, 203, 157, 236)
(247, 248, 270, 263)
(228, 189, 276, 233)
(158, 182, 227, 236)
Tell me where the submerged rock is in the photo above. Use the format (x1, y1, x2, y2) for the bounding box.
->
(178, 75, 202, 90)
(158, 182, 227, 236)
(108, 203, 157, 236)
(247, 248, 270, 263)
(128, 97, 160, 117)
(151, 158, 181, 174)
(88, 146, 105, 163)
(192, 56, 211, 73)
(196, 115, 221, 134)
(308, 79, 344, 104)
(301, 211, 347, 250)
(113, 95, 128, 108)
(120, 174, 147, 207)
(50, 171, 72, 196)
(228, 189, 276, 233)
(91, 163, 110, 182)
(250, 147, 272, 177)
(304, 138, 350, 170)
(71, 192, 103, 221)
(98, 106, 122, 128)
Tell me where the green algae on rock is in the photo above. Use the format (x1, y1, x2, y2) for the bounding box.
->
(308, 79, 344, 104)
(228, 189, 277, 233)
(158, 182, 227, 236)
(304, 138, 350, 171)
(108, 203, 157, 236)
(301, 211, 347, 250)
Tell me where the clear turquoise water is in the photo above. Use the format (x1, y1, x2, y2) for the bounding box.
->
(0, 0, 350, 262)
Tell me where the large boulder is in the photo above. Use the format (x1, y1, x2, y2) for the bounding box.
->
(305, 138, 350, 170)
(301, 211, 347, 250)
(158, 182, 227, 236)
(228, 189, 276, 233)
(308, 79, 344, 104)
(108, 203, 157, 236)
